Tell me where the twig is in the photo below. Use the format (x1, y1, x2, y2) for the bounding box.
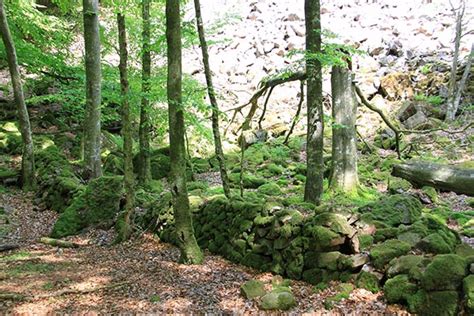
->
(284, 80, 305, 144)
(258, 86, 274, 130)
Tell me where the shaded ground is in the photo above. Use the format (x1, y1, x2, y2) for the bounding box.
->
(0, 189, 409, 314)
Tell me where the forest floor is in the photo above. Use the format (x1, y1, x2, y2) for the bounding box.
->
(0, 188, 409, 314)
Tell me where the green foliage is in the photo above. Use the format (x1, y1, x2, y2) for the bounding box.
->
(413, 94, 444, 106)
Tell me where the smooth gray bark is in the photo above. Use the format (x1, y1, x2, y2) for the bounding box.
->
(138, 0, 152, 185)
(166, 0, 203, 264)
(304, 0, 324, 204)
(330, 66, 359, 192)
(82, 0, 102, 179)
(0, 0, 35, 190)
(193, 0, 231, 198)
(117, 13, 134, 241)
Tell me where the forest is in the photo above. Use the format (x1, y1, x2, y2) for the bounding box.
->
(0, 0, 473, 314)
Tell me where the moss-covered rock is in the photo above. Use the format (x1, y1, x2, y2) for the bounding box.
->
(241, 280, 266, 299)
(370, 239, 411, 269)
(51, 176, 124, 238)
(384, 274, 418, 304)
(228, 173, 267, 189)
(417, 291, 459, 316)
(417, 232, 454, 254)
(355, 271, 380, 293)
(358, 194, 422, 227)
(324, 283, 354, 310)
(388, 177, 412, 194)
(0, 122, 22, 155)
(257, 183, 282, 196)
(316, 252, 341, 271)
(421, 254, 467, 291)
(464, 275, 474, 313)
(358, 234, 374, 251)
(150, 154, 171, 179)
(260, 291, 296, 310)
(421, 186, 438, 203)
(387, 255, 429, 280)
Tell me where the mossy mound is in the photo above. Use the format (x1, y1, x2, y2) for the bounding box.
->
(387, 255, 430, 280)
(257, 183, 282, 196)
(355, 271, 380, 293)
(359, 194, 422, 227)
(370, 239, 411, 269)
(384, 274, 418, 305)
(260, 291, 296, 311)
(417, 291, 459, 316)
(241, 280, 266, 299)
(0, 122, 22, 155)
(35, 143, 84, 212)
(464, 275, 474, 313)
(420, 254, 467, 291)
(51, 176, 124, 238)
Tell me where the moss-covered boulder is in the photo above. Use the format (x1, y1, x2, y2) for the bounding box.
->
(35, 143, 84, 212)
(51, 176, 124, 238)
(359, 194, 422, 227)
(0, 122, 22, 155)
(150, 154, 171, 179)
(421, 254, 467, 291)
(370, 239, 411, 269)
(384, 274, 418, 304)
(388, 177, 412, 194)
(257, 183, 282, 196)
(417, 291, 459, 316)
(260, 291, 296, 310)
(464, 275, 474, 313)
(387, 255, 429, 280)
(241, 280, 266, 299)
(355, 270, 380, 293)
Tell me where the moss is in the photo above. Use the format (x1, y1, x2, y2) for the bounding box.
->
(103, 152, 124, 175)
(421, 186, 438, 203)
(417, 232, 454, 254)
(359, 194, 422, 227)
(417, 291, 459, 316)
(311, 212, 355, 236)
(242, 253, 272, 271)
(302, 268, 323, 285)
(51, 176, 124, 238)
(257, 183, 282, 196)
(388, 177, 412, 194)
(464, 275, 474, 312)
(241, 280, 266, 299)
(260, 291, 296, 310)
(316, 252, 341, 271)
(150, 154, 171, 179)
(229, 173, 267, 189)
(455, 243, 474, 258)
(421, 254, 467, 291)
(370, 239, 411, 269)
(397, 231, 422, 246)
(357, 228, 377, 245)
(355, 271, 380, 293)
(266, 163, 285, 175)
(324, 283, 354, 310)
(384, 274, 417, 304)
(387, 255, 428, 280)
(0, 124, 22, 155)
(373, 227, 399, 242)
(304, 225, 340, 251)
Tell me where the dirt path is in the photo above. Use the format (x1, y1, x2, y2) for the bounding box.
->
(0, 189, 408, 314)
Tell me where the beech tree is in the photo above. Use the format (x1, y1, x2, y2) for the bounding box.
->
(138, 0, 152, 185)
(304, 0, 324, 204)
(329, 64, 359, 192)
(82, 0, 102, 179)
(166, 0, 203, 264)
(116, 11, 134, 241)
(193, 0, 231, 198)
(0, 0, 35, 190)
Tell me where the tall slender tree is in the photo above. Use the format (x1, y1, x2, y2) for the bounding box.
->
(116, 12, 134, 241)
(330, 64, 359, 193)
(138, 0, 152, 185)
(82, 0, 102, 179)
(166, 0, 203, 264)
(0, 0, 35, 190)
(304, 0, 324, 204)
(193, 0, 231, 198)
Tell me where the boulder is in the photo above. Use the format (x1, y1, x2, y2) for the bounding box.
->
(370, 239, 411, 269)
(241, 280, 266, 299)
(464, 275, 474, 313)
(260, 291, 296, 310)
(383, 274, 417, 304)
(421, 254, 467, 291)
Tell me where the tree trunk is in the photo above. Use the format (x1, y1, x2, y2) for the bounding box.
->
(304, 0, 324, 204)
(82, 0, 102, 179)
(138, 0, 152, 185)
(392, 162, 474, 196)
(330, 66, 358, 192)
(445, 1, 464, 122)
(193, 0, 231, 199)
(117, 13, 134, 241)
(166, 0, 203, 264)
(0, 0, 35, 190)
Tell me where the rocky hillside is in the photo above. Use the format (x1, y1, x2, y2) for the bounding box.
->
(184, 0, 474, 136)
